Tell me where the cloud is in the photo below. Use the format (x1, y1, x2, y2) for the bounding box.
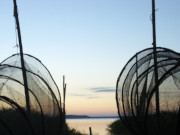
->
(69, 93, 100, 99)
(90, 87, 112, 90)
(89, 87, 115, 93)
(95, 89, 115, 93)
(69, 93, 88, 97)
(88, 96, 100, 99)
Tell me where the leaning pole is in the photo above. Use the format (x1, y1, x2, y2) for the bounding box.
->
(13, 0, 31, 114)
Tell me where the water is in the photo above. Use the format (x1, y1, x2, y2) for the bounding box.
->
(67, 118, 118, 135)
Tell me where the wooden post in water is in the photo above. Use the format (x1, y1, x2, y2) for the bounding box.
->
(13, 0, 31, 115)
(89, 127, 92, 135)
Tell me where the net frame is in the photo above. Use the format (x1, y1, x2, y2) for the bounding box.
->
(116, 47, 180, 135)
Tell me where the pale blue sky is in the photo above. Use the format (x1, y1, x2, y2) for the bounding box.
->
(0, 0, 180, 116)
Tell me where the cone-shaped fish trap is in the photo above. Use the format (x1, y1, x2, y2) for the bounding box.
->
(0, 54, 62, 135)
(116, 47, 180, 135)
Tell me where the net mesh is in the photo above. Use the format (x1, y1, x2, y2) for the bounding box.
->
(0, 54, 62, 135)
(116, 47, 180, 135)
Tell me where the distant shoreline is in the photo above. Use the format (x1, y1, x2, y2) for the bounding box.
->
(66, 115, 119, 119)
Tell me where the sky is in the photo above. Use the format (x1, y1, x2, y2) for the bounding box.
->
(0, 0, 180, 116)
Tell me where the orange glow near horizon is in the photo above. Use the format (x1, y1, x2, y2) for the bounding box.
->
(66, 94, 118, 116)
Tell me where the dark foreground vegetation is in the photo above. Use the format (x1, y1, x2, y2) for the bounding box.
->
(1, 108, 178, 135)
(107, 119, 129, 135)
(66, 125, 87, 135)
(107, 111, 179, 135)
(146, 111, 179, 135)
(0, 108, 61, 135)
(0, 108, 86, 135)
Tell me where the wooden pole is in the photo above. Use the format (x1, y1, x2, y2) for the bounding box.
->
(152, 0, 160, 118)
(89, 127, 92, 135)
(152, 1, 160, 134)
(13, 0, 31, 114)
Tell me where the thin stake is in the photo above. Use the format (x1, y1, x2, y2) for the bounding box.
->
(89, 127, 92, 135)
(136, 54, 139, 112)
(63, 76, 66, 135)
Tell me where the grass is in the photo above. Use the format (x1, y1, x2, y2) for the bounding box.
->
(107, 111, 179, 135)
(66, 124, 88, 135)
(106, 119, 129, 135)
(0, 108, 86, 135)
(146, 111, 178, 135)
(2, 108, 178, 135)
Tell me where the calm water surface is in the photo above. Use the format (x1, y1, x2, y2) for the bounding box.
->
(67, 118, 118, 135)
